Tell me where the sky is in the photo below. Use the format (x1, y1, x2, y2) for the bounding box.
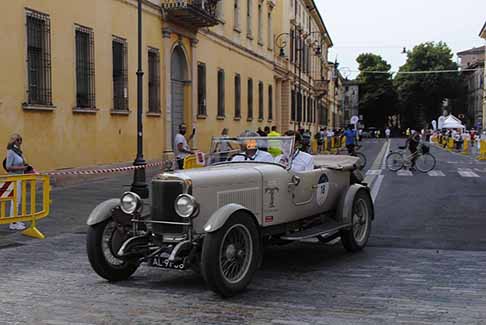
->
(316, 0, 486, 78)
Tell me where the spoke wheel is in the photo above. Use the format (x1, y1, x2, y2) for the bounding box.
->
(87, 218, 139, 281)
(386, 152, 404, 171)
(415, 153, 436, 173)
(341, 190, 373, 252)
(201, 212, 260, 297)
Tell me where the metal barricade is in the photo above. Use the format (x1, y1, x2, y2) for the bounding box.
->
(478, 140, 486, 161)
(0, 174, 51, 239)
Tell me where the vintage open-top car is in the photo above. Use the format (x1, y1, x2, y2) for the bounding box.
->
(86, 136, 374, 297)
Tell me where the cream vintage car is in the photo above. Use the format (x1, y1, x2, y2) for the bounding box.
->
(86, 136, 374, 297)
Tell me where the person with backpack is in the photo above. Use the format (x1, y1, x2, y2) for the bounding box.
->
(4, 134, 29, 230)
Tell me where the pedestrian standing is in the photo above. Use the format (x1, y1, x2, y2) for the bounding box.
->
(256, 127, 266, 137)
(174, 123, 195, 169)
(4, 134, 28, 230)
(385, 128, 391, 140)
(267, 126, 282, 157)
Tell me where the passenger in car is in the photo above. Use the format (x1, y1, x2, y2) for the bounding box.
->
(276, 131, 314, 172)
(231, 131, 274, 163)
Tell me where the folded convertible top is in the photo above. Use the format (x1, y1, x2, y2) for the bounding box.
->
(314, 155, 360, 171)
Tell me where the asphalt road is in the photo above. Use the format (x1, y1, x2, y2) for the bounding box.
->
(1, 139, 486, 324)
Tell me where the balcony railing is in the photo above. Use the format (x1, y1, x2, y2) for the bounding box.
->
(161, 0, 220, 29)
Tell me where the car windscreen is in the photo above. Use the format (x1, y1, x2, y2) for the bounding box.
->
(208, 136, 295, 168)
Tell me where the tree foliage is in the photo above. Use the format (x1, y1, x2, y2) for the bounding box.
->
(356, 53, 397, 128)
(394, 42, 465, 128)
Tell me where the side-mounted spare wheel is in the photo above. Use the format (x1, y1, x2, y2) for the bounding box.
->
(201, 211, 261, 297)
(87, 217, 139, 281)
(340, 189, 373, 252)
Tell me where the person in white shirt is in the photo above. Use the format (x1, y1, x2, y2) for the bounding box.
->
(385, 128, 391, 140)
(174, 123, 195, 169)
(231, 131, 274, 163)
(275, 131, 314, 172)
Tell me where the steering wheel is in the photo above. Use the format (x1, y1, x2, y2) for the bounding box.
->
(227, 153, 248, 161)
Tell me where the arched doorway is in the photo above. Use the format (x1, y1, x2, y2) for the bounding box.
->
(171, 46, 188, 150)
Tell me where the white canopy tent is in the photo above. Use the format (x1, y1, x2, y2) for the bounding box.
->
(442, 115, 465, 129)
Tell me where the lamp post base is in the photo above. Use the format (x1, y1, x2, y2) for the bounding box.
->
(131, 159, 149, 198)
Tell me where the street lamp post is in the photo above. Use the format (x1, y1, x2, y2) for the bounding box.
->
(276, 30, 325, 131)
(131, 0, 149, 198)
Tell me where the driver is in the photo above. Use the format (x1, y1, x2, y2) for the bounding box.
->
(231, 131, 274, 163)
(276, 131, 314, 172)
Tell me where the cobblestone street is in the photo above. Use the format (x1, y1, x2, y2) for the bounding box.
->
(2, 232, 486, 324)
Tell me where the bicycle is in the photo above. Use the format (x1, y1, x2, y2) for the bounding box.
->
(385, 144, 436, 173)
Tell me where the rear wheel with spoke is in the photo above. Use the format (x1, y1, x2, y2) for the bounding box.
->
(415, 153, 436, 173)
(386, 152, 404, 171)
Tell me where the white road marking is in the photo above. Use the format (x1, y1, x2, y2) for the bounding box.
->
(371, 174, 384, 203)
(458, 168, 473, 172)
(397, 170, 413, 176)
(366, 169, 382, 176)
(382, 139, 391, 169)
(458, 171, 480, 178)
(428, 170, 445, 176)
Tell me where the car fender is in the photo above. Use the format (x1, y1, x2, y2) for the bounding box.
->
(336, 184, 374, 225)
(203, 203, 257, 233)
(86, 199, 120, 226)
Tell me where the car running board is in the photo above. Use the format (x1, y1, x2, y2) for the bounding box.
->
(280, 220, 351, 241)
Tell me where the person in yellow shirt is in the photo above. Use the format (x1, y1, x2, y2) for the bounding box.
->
(267, 126, 282, 157)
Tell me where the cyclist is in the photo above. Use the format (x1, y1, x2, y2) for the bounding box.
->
(406, 130, 420, 170)
(343, 124, 358, 155)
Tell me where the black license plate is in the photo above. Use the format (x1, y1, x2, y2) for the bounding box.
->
(149, 257, 186, 270)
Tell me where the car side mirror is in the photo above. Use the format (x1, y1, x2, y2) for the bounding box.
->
(292, 175, 301, 186)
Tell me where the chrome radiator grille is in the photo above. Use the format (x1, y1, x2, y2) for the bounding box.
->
(151, 180, 185, 234)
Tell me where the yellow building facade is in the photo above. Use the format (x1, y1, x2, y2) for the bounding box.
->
(0, 0, 332, 171)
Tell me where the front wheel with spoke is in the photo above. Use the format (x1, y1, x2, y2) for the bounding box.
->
(340, 190, 373, 252)
(201, 212, 260, 297)
(415, 153, 436, 173)
(386, 152, 404, 171)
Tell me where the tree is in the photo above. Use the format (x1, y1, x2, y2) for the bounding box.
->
(394, 42, 465, 129)
(356, 53, 397, 129)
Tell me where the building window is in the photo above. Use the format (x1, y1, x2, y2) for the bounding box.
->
(247, 78, 253, 120)
(148, 48, 160, 113)
(297, 92, 302, 122)
(112, 37, 128, 111)
(26, 9, 52, 106)
(246, 0, 252, 38)
(235, 74, 241, 119)
(257, 2, 263, 45)
(234, 0, 241, 30)
(268, 85, 273, 121)
(75, 25, 95, 109)
(290, 29, 294, 62)
(267, 11, 273, 50)
(258, 81, 264, 120)
(197, 62, 207, 116)
(291, 89, 295, 121)
(217, 69, 225, 118)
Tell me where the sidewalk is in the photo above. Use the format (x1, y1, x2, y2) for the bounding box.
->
(0, 168, 161, 248)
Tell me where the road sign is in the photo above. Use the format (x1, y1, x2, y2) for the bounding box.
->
(350, 115, 359, 124)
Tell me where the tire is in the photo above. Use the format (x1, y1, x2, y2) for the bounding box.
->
(415, 153, 436, 173)
(201, 212, 260, 297)
(386, 152, 404, 171)
(354, 152, 367, 170)
(87, 218, 139, 281)
(340, 190, 373, 252)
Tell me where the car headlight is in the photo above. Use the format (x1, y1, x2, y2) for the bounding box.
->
(174, 194, 198, 218)
(120, 192, 142, 214)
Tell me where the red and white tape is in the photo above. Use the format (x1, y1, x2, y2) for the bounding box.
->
(0, 181, 14, 199)
(43, 161, 165, 177)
